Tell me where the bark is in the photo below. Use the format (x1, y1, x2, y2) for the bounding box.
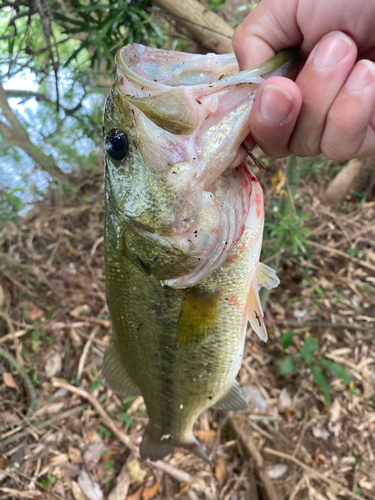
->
(323, 158, 375, 205)
(152, 0, 234, 54)
(0, 80, 66, 181)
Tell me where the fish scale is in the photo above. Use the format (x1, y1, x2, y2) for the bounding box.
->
(103, 44, 298, 462)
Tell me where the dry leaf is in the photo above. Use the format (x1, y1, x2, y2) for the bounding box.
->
(127, 486, 144, 500)
(278, 388, 293, 411)
(127, 458, 147, 483)
(83, 442, 105, 470)
(70, 304, 91, 319)
(45, 352, 62, 379)
(68, 446, 83, 464)
(215, 457, 227, 486)
(142, 480, 160, 500)
(194, 429, 216, 442)
(78, 471, 103, 500)
(312, 427, 330, 441)
(72, 481, 89, 500)
(0, 456, 7, 470)
(20, 300, 44, 321)
(3, 372, 20, 392)
(266, 464, 288, 479)
(0, 411, 22, 428)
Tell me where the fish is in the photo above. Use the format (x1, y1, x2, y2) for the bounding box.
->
(103, 44, 298, 463)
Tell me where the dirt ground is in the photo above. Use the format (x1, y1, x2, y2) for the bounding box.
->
(1, 156, 375, 500)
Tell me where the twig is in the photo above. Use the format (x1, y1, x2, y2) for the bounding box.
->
(0, 347, 37, 417)
(0, 311, 23, 366)
(264, 448, 366, 500)
(309, 240, 375, 273)
(77, 326, 100, 378)
(279, 320, 375, 333)
(52, 380, 138, 455)
(73, 329, 109, 348)
(2, 396, 106, 447)
(0, 329, 29, 345)
(151, 460, 192, 483)
(230, 417, 279, 500)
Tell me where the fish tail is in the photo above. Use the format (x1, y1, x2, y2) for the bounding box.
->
(140, 425, 211, 465)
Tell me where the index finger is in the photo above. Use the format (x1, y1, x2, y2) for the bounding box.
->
(232, 0, 302, 69)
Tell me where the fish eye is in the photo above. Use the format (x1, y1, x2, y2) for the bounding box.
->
(105, 130, 128, 161)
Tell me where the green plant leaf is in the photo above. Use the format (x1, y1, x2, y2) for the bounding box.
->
(281, 330, 294, 349)
(278, 357, 295, 375)
(310, 365, 330, 403)
(316, 360, 351, 385)
(300, 335, 318, 363)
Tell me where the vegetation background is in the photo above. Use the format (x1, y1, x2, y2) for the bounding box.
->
(1, 1, 375, 499)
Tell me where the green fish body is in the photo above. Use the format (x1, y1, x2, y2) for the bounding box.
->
(103, 45, 298, 462)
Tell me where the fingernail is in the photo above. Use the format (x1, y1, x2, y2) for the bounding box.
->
(345, 60, 375, 91)
(260, 85, 294, 123)
(312, 31, 353, 67)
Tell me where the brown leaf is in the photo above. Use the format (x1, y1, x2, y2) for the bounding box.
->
(215, 457, 227, 486)
(20, 300, 44, 321)
(78, 471, 103, 500)
(3, 372, 20, 392)
(68, 446, 83, 464)
(127, 486, 144, 500)
(142, 480, 160, 500)
(45, 351, 62, 378)
(0, 456, 7, 470)
(70, 304, 91, 319)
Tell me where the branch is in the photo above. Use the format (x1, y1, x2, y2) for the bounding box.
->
(0, 80, 66, 180)
(152, 0, 233, 54)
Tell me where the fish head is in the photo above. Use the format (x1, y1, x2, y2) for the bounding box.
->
(104, 44, 299, 236)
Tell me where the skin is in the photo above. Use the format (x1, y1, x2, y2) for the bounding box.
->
(232, 0, 375, 161)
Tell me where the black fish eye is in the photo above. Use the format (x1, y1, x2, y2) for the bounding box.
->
(105, 130, 128, 161)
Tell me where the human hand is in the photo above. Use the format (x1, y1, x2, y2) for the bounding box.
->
(232, 0, 375, 160)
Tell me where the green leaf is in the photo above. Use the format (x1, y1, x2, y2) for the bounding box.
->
(300, 335, 318, 363)
(278, 357, 295, 375)
(310, 365, 331, 403)
(313, 285, 325, 298)
(316, 360, 351, 385)
(281, 330, 294, 349)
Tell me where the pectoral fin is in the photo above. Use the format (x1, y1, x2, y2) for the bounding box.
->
(102, 343, 140, 397)
(211, 381, 249, 411)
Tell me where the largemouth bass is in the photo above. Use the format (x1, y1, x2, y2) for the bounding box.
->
(103, 44, 298, 463)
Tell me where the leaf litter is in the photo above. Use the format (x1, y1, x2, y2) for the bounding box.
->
(0, 155, 375, 500)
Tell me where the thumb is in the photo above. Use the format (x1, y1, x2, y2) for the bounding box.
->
(232, 0, 302, 70)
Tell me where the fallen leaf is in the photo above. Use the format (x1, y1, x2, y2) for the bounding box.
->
(20, 300, 44, 322)
(312, 427, 330, 441)
(83, 443, 105, 470)
(266, 464, 288, 479)
(78, 471, 103, 500)
(68, 446, 83, 464)
(72, 481, 89, 500)
(215, 457, 227, 486)
(0, 456, 7, 470)
(193, 429, 216, 442)
(142, 480, 160, 500)
(70, 304, 91, 319)
(127, 486, 144, 500)
(0, 411, 22, 428)
(278, 388, 293, 411)
(45, 352, 62, 379)
(45, 402, 65, 414)
(3, 372, 20, 392)
(127, 458, 147, 483)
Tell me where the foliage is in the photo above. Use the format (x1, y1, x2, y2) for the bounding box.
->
(278, 330, 351, 403)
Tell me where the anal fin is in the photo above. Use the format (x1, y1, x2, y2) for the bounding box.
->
(211, 381, 249, 412)
(102, 343, 140, 397)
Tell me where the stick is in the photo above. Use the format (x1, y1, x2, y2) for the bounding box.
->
(230, 417, 279, 500)
(77, 326, 100, 378)
(151, 460, 192, 483)
(279, 320, 374, 333)
(0, 347, 37, 417)
(0, 311, 23, 367)
(309, 240, 375, 273)
(264, 448, 366, 500)
(52, 380, 138, 455)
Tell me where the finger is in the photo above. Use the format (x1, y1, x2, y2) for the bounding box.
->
(249, 77, 302, 158)
(232, 0, 301, 70)
(289, 31, 357, 157)
(321, 60, 375, 160)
